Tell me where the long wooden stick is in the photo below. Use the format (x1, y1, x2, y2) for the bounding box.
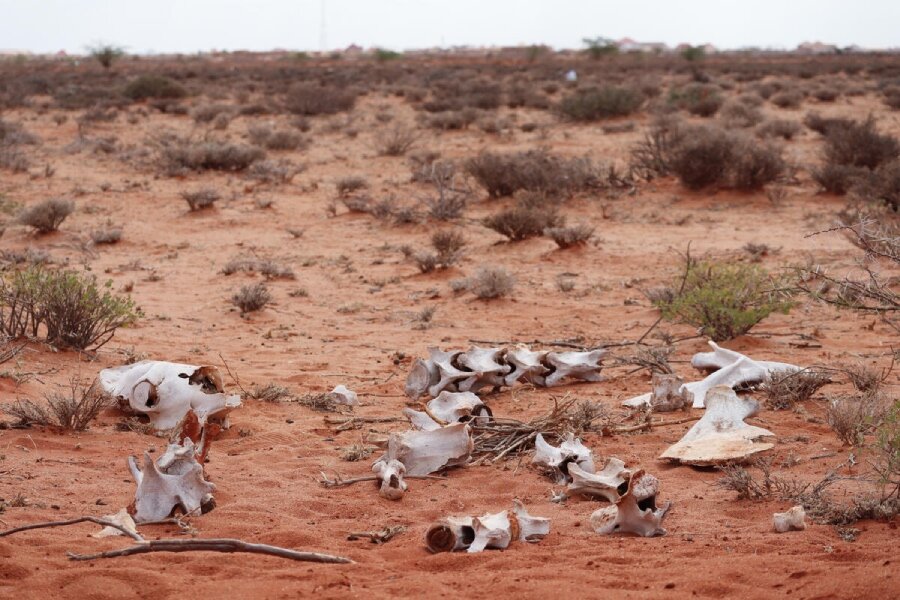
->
(606, 414, 701, 434)
(0, 516, 145, 542)
(319, 472, 447, 488)
(66, 538, 352, 563)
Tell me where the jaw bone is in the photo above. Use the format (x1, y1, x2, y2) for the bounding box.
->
(623, 342, 800, 410)
(424, 501, 550, 553)
(532, 432, 595, 484)
(99, 360, 241, 431)
(659, 386, 775, 465)
(589, 470, 670, 537)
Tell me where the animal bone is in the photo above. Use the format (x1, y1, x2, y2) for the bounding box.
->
(504, 345, 549, 386)
(649, 373, 689, 412)
(127, 438, 216, 523)
(326, 384, 358, 406)
(456, 346, 510, 392)
(405, 345, 606, 399)
(424, 502, 550, 553)
(659, 386, 775, 465)
(623, 342, 801, 409)
(567, 459, 631, 502)
(375, 422, 473, 477)
(100, 360, 241, 430)
(91, 508, 139, 539)
(544, 350, 606, 387)
(590, 470, 670, 537)
(532, 432, 595, 484)
(371, 459, 407, 500)
(773, 506, 807, 533)
(404, 391, 492, 431)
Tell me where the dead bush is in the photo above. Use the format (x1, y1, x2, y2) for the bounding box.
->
(544, 223, 594, 248)
(667, 126, 734, 188)
(668, 84, 723, 117)
(16, 199, 74, 233)
(465, 149, 599, 198)
(719, 100, 763, 128)
(0, 120, 39, 146)
(222, 256, 294, 279)
(826, 392, 886, 446)
(247, 125, 307, 151)
(413, 231, 465, 272)
(231, 282, 271, 314)
(376, 125, 418, 156)
(192, 104, 232, 124)
(557, 86, 643, 121)
(756, 119, 802, 140)
(162, 140, 264, 174)
(729, 139, 788, 190)
(3, 379, 111, 431)
(426, 109, 477, 131)
(285, 83, 356, 116)
(336, 176, 368, 196)
(483, 203, 563, 241)
(822, 117, 899, 170)
(246, 159, 302, 184)
(249, 383, 293, 402)
(770, 89, 804, 109)
(123, 75, 186, 101)
(181, 188, 220, 210)
(761, 368, 831, 410)
(90, 223, 122, 244)
(466, 266, 515, 299)
(812, 163, 867, 194)
(851, 158, 900, 211)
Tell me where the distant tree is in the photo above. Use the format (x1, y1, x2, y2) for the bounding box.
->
(87, 43, 125, 69)
(374, 48, 402, 62)
(681, 45, 706, 62)
(582, 37, 618, 59)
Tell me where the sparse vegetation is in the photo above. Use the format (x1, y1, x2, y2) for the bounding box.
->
(162, 140, 264, 174)
(826, 392, 887, 447)
(285, 83, 356, 115)
(761, 368, 831, 410)
(231, 282, 271, 314)
(557, 86, 643, 121)
(3, 379, 111, 431)
(16, 199, 74, 233)
(181, 188, 221, 210)
(483, 203, 563, 241)
(465, 150, 600, 198)
(544, 223, 595, 248)
(123, 75, 186, 101)
(465, 266, 515, 299)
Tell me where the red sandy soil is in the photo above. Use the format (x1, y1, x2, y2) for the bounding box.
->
(0, 77, 897, 599)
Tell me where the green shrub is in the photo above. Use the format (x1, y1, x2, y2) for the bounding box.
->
(558, 86, 643, 121)
(88, 44, 124, 69)
(652, 259, 794, 341)
(123, 75, 187, 101)
(0, 266, 139, 349)
(668, 84, 723, 117)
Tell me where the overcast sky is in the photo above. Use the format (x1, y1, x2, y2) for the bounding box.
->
(1, 0, 897, 55)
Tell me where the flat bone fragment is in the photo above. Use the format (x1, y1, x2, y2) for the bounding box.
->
(512, 500, 551, 542)
(99, 360, 241, 430)
(127, 438, 216, 523)
(378, 422, 473, 476)
(543, 350, 606, 387)
(92, 507, 139, 538)
(567, 459, 631, 502)
(456, 346, 510, 392)
(402, 407, 442, 431)
(623, 342, 801, 409)
(773, 505, 807, 533)
(371, 458, 408, 500)
(533, 432, 595, 484)
(326, 384, 358, 406)
(590, 470, 670, 537)
(504, 346, 549, 386)
(659, 386, 775, 465)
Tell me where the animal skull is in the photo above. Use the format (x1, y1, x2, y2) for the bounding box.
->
(648, 373, 690, 412)
(127, 437, 216, 523)
(100, 360, 241, 430)
(660, 386, 775, 465)
(590, 470, 670, 537)
(532, 432, 595, 484)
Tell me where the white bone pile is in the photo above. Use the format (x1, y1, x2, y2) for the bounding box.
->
(623, 341, 800, 409)
(100, 360, 242, 430)
(425, 500, 550, 553)
(590, 470, 671, 537)
(127, 436, 216, 523)
(660, 386, 775, 465)
(371, 423, 473, 499)
(406, 345, 606, 399)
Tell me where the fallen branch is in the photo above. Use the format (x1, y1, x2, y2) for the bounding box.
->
(0, 516, 144, 542)
(66, 538, 352, 563)
(324, 415, 403, 431)
(347, 525, 406, 544)
(603, 414, 701, 435)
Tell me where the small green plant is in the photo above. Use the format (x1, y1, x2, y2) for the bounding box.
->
(652, 258, 794, 341)
(582, 37, 618, 59)
(373, 48, 402, 62)
(0, 266, 139, 349)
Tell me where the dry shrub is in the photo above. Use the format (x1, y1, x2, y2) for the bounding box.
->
(16, 199, 74, 233)
(544, 223, 595, 248)
(376, 125, 418, 156)
(412, 230, 466, 273)
(123, 75, 186, 101)
(285, 83, 356, 116)
(668, 83, 723, 117)
(826, 392, 887, 446)
(249, 383, 293, 402)
(181, 188, 220, 210)
(812, 87, 839, 102)
(557, 86, 643, 121)
(466, 266, 515, 299)
(465, 150, 600, 198)
(162, 140, 264, 174)
(483, 202, 563, 241)
(812, 163, 867, 194)
(247, 125, 307, 151)
(336, 176, 368, 196)
(770, 89, 804, 109)
(231, 282, 271, 314)
(0, 120, 39, 146)
(3, 379, 111, 431)
(426, 109, 477, 131)
(91, 224, 122, 244)
(246, 159, 302, 184)
(761, 368, 831, 410)
(756, 119, 802, 140)
(719, 100, 763, 128)
(852, 159, 900, 211)
(821, 117, 899, 170)
(729, 140, 789, 190)
(222, 256, 294, 279)
(844, 363, 883, 393)
(192, 104, 232, 124)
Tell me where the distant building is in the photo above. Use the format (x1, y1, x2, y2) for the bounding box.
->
(343, 44, 364, 57)
(796, 41, 838, 55)
(616, 37, 668, 53)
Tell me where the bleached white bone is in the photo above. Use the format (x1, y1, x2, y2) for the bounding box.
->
(649, 373, 689, 412)
(567, 459, 631, 502)
(405, 357, 438, 399)
(469, 510, 512, 553)
(127, 438, 215, 523)
(402, 408, 442, 431)
(692, 341, 798, 373)
(427, 348, 470, 397)
(371, 458, 407, 500)
(456, 346, 510, 392)
(326, 384, 358, 406)
(544, 350, 606, 387)
(773, 505, 807, 533)
(532, 432, 595, 484)
(376, 422, 473, 476)
(660, 386, 775, 465)
(512, 500, 551, 542)
(100, 360, 241, 430)
(424, 502, 550, 553)
(504, 345, 549, 386)
(425, 516, 476, 553)
(590, 470, 670, 537)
